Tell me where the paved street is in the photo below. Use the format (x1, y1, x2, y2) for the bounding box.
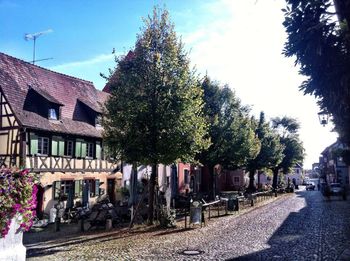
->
(25, 188, 350, 260)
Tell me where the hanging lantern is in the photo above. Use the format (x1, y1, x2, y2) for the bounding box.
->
(318, 111, 329, 126)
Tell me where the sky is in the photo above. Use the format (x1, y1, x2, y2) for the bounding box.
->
(0, 0, 338, 169)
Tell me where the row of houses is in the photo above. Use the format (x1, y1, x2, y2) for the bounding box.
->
(0, 52, 303, 217)
(318, 140, 350, 186)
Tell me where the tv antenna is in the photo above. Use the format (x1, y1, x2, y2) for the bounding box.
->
(24, 29, 53, 64)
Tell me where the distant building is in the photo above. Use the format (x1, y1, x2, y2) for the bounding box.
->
(319, 140, 349, 186)
(284, 163, 303, 185)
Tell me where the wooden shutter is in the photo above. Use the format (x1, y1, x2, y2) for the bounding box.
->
(75, 140, 82, 158)
(30, 133, 38, 155)
(53, 181, 61, 199)
(58, 139, 65, 156)
(51, 136, 58, 155)
(95, 179, 100, 196)
(96, 141, 101, 159)
(81, 142, 87, 158)
(74, 180, 83, 198)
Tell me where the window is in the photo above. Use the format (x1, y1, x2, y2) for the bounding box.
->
(195, 168, 202, 184)
(234, 177, 240, 183)
(95, 115, 102, 127)
(86, 142, 94, 158)
(65, 141, 74, 156)
(51, 136, 65, 156)
(86, 179, 100, 197)
(75, 140, 95, 158)
(38, 137, 49, 155)
(53, 180, 74, 200)
(184, 169, 190, 184)
(48, 108, 58, 120)
(96, 141, 102, 159)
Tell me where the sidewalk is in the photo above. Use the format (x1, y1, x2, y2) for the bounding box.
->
(24, 192, 290, 246)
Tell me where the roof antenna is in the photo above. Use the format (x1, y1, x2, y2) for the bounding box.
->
(24, 29, 53, 65)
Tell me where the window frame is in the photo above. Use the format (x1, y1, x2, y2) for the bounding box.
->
(86, 142, 94, 158)
(184, 169, 190, 184)
(53, 180, 74, 200)
(37, 136, 49, 155)
(65, 140, 74, 157)
(95, 115, 102, 127)
(48, 108, 58, 120)
(84, 179, 100, 197)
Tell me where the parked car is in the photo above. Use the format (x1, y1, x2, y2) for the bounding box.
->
(306, 182, 315, 191)
(329, 183, 343, 196)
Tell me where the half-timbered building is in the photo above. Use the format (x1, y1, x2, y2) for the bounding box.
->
(0, 52, 120, 217)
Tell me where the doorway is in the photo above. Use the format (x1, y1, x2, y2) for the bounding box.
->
(35, 185, 44, 219)
(107, 178, 116, 203)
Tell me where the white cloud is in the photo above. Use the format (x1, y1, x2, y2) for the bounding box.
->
(180, 0, 338, 168)
(50, 53, 115, 71)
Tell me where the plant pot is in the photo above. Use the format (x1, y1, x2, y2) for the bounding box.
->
(0, 216, 26, 261)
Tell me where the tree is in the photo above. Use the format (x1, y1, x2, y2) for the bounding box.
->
(103, 7, 209, 224)
(198, 77, 260, 197)
(271, 117, 305, 189)
(246, 112, 284, 191)
(283, 0, 350, 146)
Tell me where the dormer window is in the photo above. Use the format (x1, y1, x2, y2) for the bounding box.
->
(95, 115, 102, 127)
(49, 108, 58, 120)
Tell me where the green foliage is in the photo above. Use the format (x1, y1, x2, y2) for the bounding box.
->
(198, 77, 260, 170)
(158, 206, 176, 228)
(283, 0, 350, 146)
(247, 112, 285, 173)
(271, 116, 304, 189)
(103, 7, 209, 165)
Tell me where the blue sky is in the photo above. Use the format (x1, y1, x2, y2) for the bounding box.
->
(0, 0, 338, 168)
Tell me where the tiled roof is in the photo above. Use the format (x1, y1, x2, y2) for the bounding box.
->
(0, 52, 109, 138)
(102, 50, 134, 93)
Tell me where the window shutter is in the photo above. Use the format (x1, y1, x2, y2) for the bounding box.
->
(95, 179, 100, 196)
(74, 180, 83, 198)
(58, 139, 65, 156)
(96, 141, 101, 159)
(30, 133, 38, 155)
(81, 142, 87, 158)
(75, 140, 82, 158)
(53, 181, 61, 200)
(51, 136, 58, 155)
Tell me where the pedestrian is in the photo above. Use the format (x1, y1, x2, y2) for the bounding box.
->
(317, 183, 320, 191)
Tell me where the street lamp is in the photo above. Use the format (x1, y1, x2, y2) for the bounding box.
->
(318, 110, 329, 126)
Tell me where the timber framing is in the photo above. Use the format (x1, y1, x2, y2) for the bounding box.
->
(0, 87, 20, 167)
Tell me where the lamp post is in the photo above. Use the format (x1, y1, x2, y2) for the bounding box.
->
(318, 110, 329, 126)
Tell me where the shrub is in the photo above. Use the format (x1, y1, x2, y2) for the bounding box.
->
(0, 168, 38, 238)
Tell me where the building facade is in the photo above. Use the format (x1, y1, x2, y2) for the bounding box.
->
(0, 53, 120, 216)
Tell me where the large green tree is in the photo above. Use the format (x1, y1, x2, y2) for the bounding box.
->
(283, 0, 350, 146)
(198, 77, 260, 197)
(246, 112, 284, 191)
(271, 117, 305, 189)
(103, 8, 209, 224)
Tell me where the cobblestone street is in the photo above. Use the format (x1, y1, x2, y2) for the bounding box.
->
(25, 188, 350, 260)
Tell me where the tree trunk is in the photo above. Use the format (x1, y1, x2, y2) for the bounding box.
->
(208, 164, 215, 200)
(147, 163, 157, 225)
(248, 169, 256, 192)
(272, 168, 279, 189)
